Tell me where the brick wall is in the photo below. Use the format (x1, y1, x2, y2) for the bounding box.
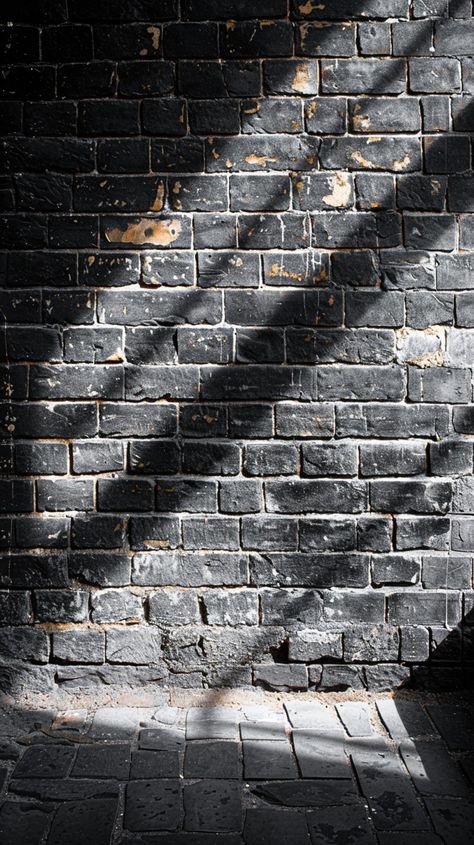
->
(1, 0, 474, 697)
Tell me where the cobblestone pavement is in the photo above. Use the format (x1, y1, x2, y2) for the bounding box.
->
(0, 694, 473, 844)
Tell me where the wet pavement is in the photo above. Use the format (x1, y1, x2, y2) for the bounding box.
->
(0, 694, 473, 843)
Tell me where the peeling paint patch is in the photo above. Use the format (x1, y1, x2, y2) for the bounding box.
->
(150, 182, 165, 212)
(396, 327, 445, 367)
(293, 63, 311, 93)
(147, 26, 161, 51)
(105, 219, 182, 247)
(322, 172, 352, 208)
(245, 154, 278, 167)
(393, 155, 411, 172)
(351, 150, 376, 169)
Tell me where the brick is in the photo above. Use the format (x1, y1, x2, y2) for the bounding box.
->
(221, 21, 293, 58)
(96, 147, 147, 180)
(350, 98, 421, 133)
(206, 135, 320, 172)
(370, 481, 452, 513)
(266, 480, 367, 513)
(298, 22, 355, 56)
(58, 61, 117, 98)
(264, 59, 319, 95)
(321, 59, 405, 94)
(320, 137, 421, 172)
(409, 58, 461, 92)
(188, 99, 239, 135)
(94, 24, 162, 59)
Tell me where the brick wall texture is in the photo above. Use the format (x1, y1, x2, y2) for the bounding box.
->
(1, 0, 474, 697)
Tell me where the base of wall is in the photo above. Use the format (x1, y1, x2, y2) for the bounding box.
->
(1, 660, 473, 711)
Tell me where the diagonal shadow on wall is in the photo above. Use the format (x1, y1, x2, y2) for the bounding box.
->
(0, 0, 473, 700)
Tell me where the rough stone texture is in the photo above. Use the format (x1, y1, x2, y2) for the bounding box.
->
(0, 0, 473, 695)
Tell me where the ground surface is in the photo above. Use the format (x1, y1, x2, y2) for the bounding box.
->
(0, 691, 473, 844)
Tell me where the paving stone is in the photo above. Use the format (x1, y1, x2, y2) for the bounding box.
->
(243, 739, 298, 779)
(139, 727, 185, 750)
(426, 704, 474, 751)
(186, 719, 240, 740)
(284, 702, 341, 731)
(376, 699, 434, 739)
(47, 797, 118, 845)
(424, 798, 474, 845)
(125, 779, 181, 832)
(52, 710, 89, 732)
(336, 702, 374, 737)
(184, 740, 240, 779)
(72, 744, 130, 779)
(186, 708, 240, 740)
(241, 706, 286, 723)
(243, 808, 311, 845)
(400, 739, 472, 797)
(150, 706, 180, 726)
(130, 749, 180, 779)
(0, 802, 52, 845)
(90, 708, 140, 740)
(293, 730, 351, 779)
(307, 805, 377, 844)
(460, 755, 474, 786)
(0, 739, 20, 760)
(351, 740, 430, 831)
(240, 721, 287, 741)
(183, 779, 242, 832)
(13, 744, 75, 778)
(377, 835, 444, 845)
(9, 777, 120, 800)
(253, 778, 361, 807)
(118, 835, 243, 844)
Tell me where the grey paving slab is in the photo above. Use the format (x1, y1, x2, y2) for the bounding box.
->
(150, 706, 180, 726)
(13, 744, 75, 779)
(336, 702, 374, 737)
(184, 740, 241, 779)
(293, 729, 352, 779)
(253, 778, 361, 807)
(0, 801, 52, 845)
(240, 720, 287, 740)
(426, 703, 474, 751)
(243, 739, 298, 779)
(52, 710, 89, 732)
(9, 777, 119, 800)
(377, 834, 444, 845)
(424, 797, 474, 845)
(183, 779, 242, 832)
(124, 779, 181, 832)
(118, 835, 243, 845)
(47, 797, 118, 845)
(187, 707, 241, 723)
(460, 754, 474, 786)
(90, 708, 140, 741)
(285, 701, 341, 731)
(400, 739, 472, 797)
(130, 749, 180, 779)
(72, 743, 130, 779)
(241, 706, 286, 724)
(186, 719, 240, 740)
(307, 805, 377, 844)
(0, 739, 20, 760)
(243, 808, 311, 845)
(376, 699, 434, 740)
(139, 727, 185, 750)
(351, 741, 430, 831)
